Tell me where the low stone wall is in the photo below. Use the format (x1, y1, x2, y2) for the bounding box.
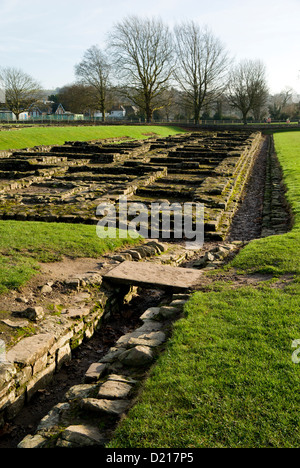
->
(0, 239, 196, 429)
(0, 283, 129, 427)
(0, 151, 12, 158)
(261, 136, 292, 237)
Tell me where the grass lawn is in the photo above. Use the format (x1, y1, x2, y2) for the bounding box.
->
(0, 125, 186, 151)
(0, 221, 139, 294)
(108, 131, 300, 448)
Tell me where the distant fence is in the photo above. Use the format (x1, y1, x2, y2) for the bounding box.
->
(0, 115, 299, 127)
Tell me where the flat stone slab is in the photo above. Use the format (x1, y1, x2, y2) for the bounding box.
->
(98, 380, 132, 399)
(7, 333, 55, 366)
(59, 424, 105, 447)
(80, 398, 130, 416)
(103, 261, 202, 291)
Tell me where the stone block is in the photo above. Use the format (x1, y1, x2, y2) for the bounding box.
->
(26, 363, 56, 402)
(17, 434, 47, 449)
(65, 384, 98, 402)
(98, 380, 132, 400)
(80, 398, 131, 416)
(84, 363, 107, 383)
(119, 345, 154, 367)
(56, 343, 72, 369)
(58, 424, 106, 447)
(7, 334, 55, 367)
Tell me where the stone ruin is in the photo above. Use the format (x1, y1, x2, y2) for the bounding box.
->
(0, 130, 262, 240)
(1, 129, 278, 446)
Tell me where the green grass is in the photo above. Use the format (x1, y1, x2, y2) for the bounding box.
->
(108, 131, 300, 448)
(0, 125, 186, 151)
(0, 221, 139, 293)
(108, 286, 300, 448)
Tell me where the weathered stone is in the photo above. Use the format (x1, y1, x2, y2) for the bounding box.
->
(26, 363, 56, 401)
(159, 305, 182, 319)
(103, 261, 202, 291)
(111, 253, 132, 262)
(100, 347, 127, 363)
(127, 331, 166, 348)
(80, 398, 130, 416)
(41, 284, 52, 294)
(15, 296, 29, 304)
(146, 241, 166, 253)
(84, 362, 107, 383)
(65, 384, 98, 401)
(56, 343, 72, 369)
(1, 318, 29, 328)
(125, 249, 142, 261)
(37, 403, 70, 432)
(7, 334, 55, 367)
(21, 306, 44, 322)
(17, 434, 47, 449)
(98, 380, 132, 400)
(63, 307, 90, 319)
(72, 292, 91, 303)
(33, 353, 48, 375)
(135, 320, 162, 333)
(106, 374, 138, 385)
(140, 307, 161, 321)
(64, 278, 80, 290)
(0, 364, 17, 389)
(119, 345, 154, 367)
(59, 424, 105, 447)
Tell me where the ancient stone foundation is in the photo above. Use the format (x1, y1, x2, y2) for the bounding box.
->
(0, 131, 262, 240)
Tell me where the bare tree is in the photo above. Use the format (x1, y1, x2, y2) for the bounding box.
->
(108, 16, 174, 123)
(227, 59, 269, 124)
(75, 45, 111, 122)
(0, 67, 42, 120)
(174, 21, 230, 124)
(56, 84, 98, 115)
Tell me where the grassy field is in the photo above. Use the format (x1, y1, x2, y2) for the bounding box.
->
(0, 125, 186, 150)
(0, 221, 139, 294)
(108, 131, 300, 448)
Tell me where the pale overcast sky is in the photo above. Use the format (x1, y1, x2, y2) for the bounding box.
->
(0, 0, 299, 94)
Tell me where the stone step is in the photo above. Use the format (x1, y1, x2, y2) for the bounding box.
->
(103, 261, 202, 292)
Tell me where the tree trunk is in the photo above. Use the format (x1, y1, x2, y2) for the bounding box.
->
(193, 104, 201, 125)
(145, 104, 153, 123)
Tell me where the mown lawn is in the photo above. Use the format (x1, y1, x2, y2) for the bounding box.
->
(0, 125, 186, 150)
(0, 221, 139, 294)
(108, 131, 300, 448)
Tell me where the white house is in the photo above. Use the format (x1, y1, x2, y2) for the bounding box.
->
(94, 111, 110, 119)
(108, 106, 126, 119)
